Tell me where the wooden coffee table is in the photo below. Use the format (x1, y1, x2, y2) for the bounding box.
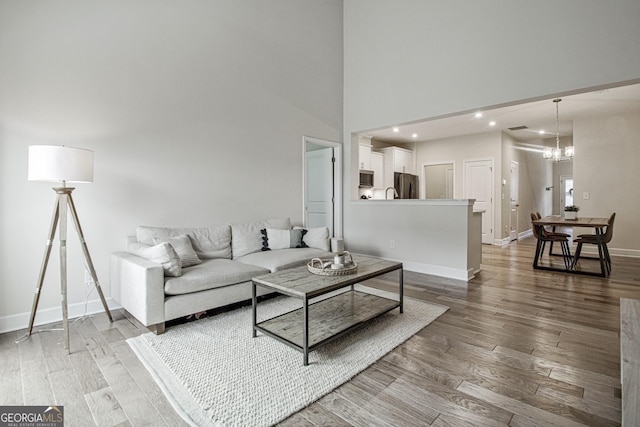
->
(251, 254, 403, 366)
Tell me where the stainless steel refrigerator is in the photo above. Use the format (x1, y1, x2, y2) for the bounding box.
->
(394, 172, 419, 199)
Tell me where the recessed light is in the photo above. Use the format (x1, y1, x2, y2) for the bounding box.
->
(475, 112, 483, 118)
(411, 133, 418, 138)
(539, 130, 545, 135)
(392, 127, 399, 133)
(489, 121, 496, 126)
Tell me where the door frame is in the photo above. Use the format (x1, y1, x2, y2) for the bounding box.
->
(509, 160, 519, 242)
(302, 136, 343, 238)
(463, 157, 495, 245)
(421, 161, 455, 199)
(559, 174, 573, 210)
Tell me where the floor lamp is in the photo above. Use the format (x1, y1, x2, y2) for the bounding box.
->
(27, 145, 113, 353)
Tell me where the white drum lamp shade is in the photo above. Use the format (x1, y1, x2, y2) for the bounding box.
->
(28, 145, 94, 183)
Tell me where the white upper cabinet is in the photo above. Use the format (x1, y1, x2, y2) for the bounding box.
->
(380, 146, 415, 189)
(393, 148, 414, 174)
(358, 136, 373, 170)
(370, 151, 384, 189)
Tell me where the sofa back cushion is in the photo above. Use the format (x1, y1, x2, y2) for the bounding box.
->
(136, 225, 232, 259)
(231, 218, 291, 258)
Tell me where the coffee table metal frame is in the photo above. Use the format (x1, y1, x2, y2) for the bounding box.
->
(251, 255, 403, 366)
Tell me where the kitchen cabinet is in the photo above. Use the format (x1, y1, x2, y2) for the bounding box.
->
(380, 146, 415, 189)
(371, 152, 384, 189)
(358, 136, 373, 170)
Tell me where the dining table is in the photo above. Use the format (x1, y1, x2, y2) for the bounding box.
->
(532, 215, 611, 277)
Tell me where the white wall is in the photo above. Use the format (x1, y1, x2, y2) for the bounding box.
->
(344, 0, 640, 254)
(0, 1, 343, 331)
(573, 110, 640, 254)
(344, 0, 640, 134)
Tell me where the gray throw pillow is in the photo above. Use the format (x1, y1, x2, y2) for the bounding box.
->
(152, 234, 202, 267)
(130, 242, 182, 277)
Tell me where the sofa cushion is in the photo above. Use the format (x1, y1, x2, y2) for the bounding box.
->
(129, 242, 182, 277)
(261, 228, 306, 251)
(152, 234, 202, 267)
(293, 226, 330, 251)
(137, 225, 231, 259)
(231, 218, 291, 258)
(164, 259, 269, 296)
(236, 247, 332, 272)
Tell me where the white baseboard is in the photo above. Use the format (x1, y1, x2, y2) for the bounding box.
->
(0, 297, 121, 334)
(519, 229, 533, 240)
(496, 230, 532, 246)
(495, 237, 510, 246)
(399, 260, 472, 284)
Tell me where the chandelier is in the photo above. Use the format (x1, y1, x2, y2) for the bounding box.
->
(543, 98, 574, 161)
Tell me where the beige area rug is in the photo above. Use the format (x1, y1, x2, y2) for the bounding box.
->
(127, 285, 448, 427)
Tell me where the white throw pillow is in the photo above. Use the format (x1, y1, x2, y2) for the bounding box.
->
(260, 228, 305, 251)
(294, 226, 330, 251)
(231, 218, 291, 258)
(130, 242, 182, 277)
(152, 234, 201, 267)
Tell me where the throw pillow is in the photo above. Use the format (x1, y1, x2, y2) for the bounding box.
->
(152, 234, 202, 267)
(130, 242, 182, 277)
(231, 218, 291, 258)
(260, 229, 306, 251)
(293, 226, 330, 251)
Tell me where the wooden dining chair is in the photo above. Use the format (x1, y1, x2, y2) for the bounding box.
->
(530, 213, 572, 269)
(572, 212, 616, 275)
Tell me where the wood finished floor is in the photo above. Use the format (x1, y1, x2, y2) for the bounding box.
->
(2, 237, 639, 426)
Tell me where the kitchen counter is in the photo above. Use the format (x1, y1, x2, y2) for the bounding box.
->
(354, 198, 474, 206)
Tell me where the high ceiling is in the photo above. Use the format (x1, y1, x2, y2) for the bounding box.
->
(362, 82, 640, 146)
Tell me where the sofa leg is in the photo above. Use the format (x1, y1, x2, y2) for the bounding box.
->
(148, 322, 165, 335)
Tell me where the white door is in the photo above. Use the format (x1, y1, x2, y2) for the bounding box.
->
(560, 175, 573, 208)
(446, 166, 454, 199)
(509, 161, 519, 241)
(464, 159, 494, 244)
(305, 147, 334, 235)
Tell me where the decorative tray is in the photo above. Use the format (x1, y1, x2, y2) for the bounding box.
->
(308, 251, 358, 276)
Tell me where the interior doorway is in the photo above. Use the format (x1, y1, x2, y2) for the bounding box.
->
(303, 136, 342, 237)
(464, 159, 494, 245)
(509, 161, 519, 242)
(560, 175, 574, 208)
(423, 162, 454, 199)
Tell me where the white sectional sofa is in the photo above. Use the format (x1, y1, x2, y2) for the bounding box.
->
(110, 218, 332, 334)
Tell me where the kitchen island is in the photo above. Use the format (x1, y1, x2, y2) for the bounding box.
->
(346, 199, 481, 282)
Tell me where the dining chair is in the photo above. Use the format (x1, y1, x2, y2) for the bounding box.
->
(572, 212, 616, 275)
(533, 212, 570, 256)
(530, 213, 572, 269)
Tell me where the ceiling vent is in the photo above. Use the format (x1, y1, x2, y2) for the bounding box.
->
(508, 125, 529, 131)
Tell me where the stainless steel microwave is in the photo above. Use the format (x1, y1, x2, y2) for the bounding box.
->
(359, 169, 374, 188)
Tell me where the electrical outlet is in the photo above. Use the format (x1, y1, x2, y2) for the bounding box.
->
(389, 240, 396, 249)
(583, 191, 590, 200)
(84, 270, 93, 284)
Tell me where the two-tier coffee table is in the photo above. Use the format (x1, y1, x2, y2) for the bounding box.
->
(251, 254, 403, 366)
